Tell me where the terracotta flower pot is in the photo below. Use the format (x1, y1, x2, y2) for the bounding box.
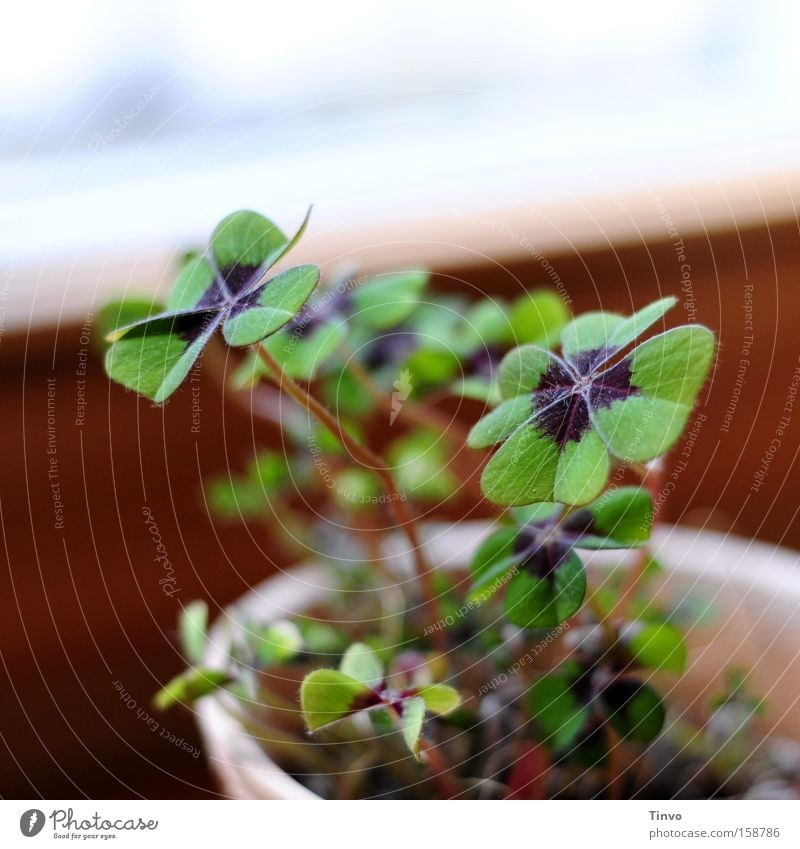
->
(196, 524, 800, 799)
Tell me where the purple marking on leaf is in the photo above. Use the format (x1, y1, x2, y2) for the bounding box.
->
(588, 357, 637, 410)
(221, 263, 261, 299)
(513, 524, 571, 581)
(539, 357, 578, 389)
(176, 313, 223, 352)
(352, 687, 387, 713)
(531, 349, 638, 445)
(125, 309, 220, 345)
(560, 509, 596, 538)
(195, 276, 230, 308)
(598, 677, 643, 715)
(225, 283, 266, 318)
(362, 330, 418, 370)
(511, 507, 606, 584)
(467, 345, 504, 380)
(568, 346, 615, 372)
(569, 666, 597, 705)
(534, 391, 591, 447)
(532, 358, 588, 446)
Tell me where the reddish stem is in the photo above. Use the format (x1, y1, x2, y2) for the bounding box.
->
(255, 344, 447, 651)
(609, 460, 664, 624)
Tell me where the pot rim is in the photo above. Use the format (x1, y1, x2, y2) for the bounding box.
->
(196, 523, 800, 799)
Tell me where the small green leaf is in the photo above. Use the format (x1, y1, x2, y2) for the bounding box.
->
(401, 696, 426, 758)
(230, 348, 269, 390)
(630, 325, 715, 406)
(463, 298, 513, 347)
(642, 555, 665, 580)
(300, 668, 373, 731)
(579, 486, 653, 548)
(251, 620, 303, 666)
(154, 667, 228, 710)
(167, 257, 217, 311)
(454, 375, 498, 404)
(416, 684, 461, 716)
(205, 477, 265, 519)
(509, 290, 569, 347)
(386, 430, 458, 500)
(403, 348, 459, 388)
(607, 297, 676, 350)
(296, 620, 349, 655)
(529, 673, 590, 749)
(553, 428, 609, 505)
(332, 468, 381, 509)
(351, 271, 429, 330)
(498, 345, 557, 399)
(105, 310, 221, 403)
(248, 451, 290, 489)
(97, 297, 161, 346)
(626, 622, 687, 673)
(590, 326, 715, 462)
(511, 502, 560, 524)
(469, 528, 520, 601)
(339, 643, 384, 689)
(561, 311, 625, 358)
(479, 425, 560, 506)
(467, 395, 533, 449)
(222, 265, 320, 346)
(410, 297, 466, 352)
(503, 551, 586, 628)
(178, 601, 208, 665)
(211, 210, 287, 271)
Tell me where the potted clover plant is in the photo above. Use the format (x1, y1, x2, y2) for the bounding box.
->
(102, 208, 800, 799)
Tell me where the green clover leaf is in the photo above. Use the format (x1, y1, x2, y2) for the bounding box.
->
(468, 487, 652, 627)
(470, 297, 715, 506)
(349, 271, 429, 330)
(178, 601, 208, 666)
(153, 667, 229, 710)
(529, 669, 591, 749)
(600, 679, 666, 743)
(105, 208, 319, 402)
(300, 642, 461, 758)
(400, 696, 426, 758)
(623, 621, 687, 674)
(300, 668, 377, 731)
(530, 666, 665, 756)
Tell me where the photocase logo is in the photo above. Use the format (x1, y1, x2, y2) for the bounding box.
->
(19, 809, 45, 837)
(390, 368, 413, 425)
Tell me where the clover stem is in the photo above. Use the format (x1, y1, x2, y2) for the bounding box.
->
(585, 590, 618, 644)
(337, 744, 381, 800)
(254, 344, 446, 651)
(609, 459, 664, 624)
(604, 725, 627, 799)
(418, 738, 462, 799)
(550, 506, 618, 644)
(383, 702, 460, 798)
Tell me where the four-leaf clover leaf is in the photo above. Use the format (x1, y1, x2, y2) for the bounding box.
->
(470, 487, 653, 628)
(468, 297, 715, 506)
(105, 209, 319, 402)
(530, 660, 666, 758)
(300, 643, 460, 758)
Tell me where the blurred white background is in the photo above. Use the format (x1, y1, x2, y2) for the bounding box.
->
(2, 0, 799, 326)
